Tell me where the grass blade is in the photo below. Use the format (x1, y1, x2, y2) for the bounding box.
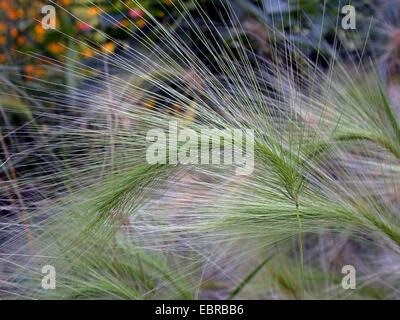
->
(228, 253, 275, 300)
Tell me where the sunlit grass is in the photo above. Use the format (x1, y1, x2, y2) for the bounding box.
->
(1, 0, 400, 300)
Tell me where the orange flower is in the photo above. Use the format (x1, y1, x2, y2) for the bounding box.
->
(61, 0, 71, 5)
(0, 2, 10, 10)
(164, 0, 173, 6)
(0, 54, 6, 63)
(48, 42, 66, 54)
(102, 42, 115, 54)
(35, 24, 44, 34)
(24, 64, 46, 79)
(25, 64, 35, 74)
(88, 7, 100, 17)
(82, 48, 94, 58)
(7, 10, 18, 20)
(17, 35, 25, 45)
(136, 19, 146, 28)
(10, 28, 18, 38)
(0, 36, 6, 45)
(120, 19, 129, 27)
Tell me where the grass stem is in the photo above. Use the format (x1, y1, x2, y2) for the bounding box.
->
(0, 129, 33, 243)
(295, 199, 305, 300)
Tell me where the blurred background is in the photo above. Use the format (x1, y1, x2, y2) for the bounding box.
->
(1, 0, 400, 299)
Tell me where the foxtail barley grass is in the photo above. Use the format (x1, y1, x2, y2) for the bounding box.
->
(1, 0, 400, 299)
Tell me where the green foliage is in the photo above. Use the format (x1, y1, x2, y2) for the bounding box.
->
(1, 0, 400, 300)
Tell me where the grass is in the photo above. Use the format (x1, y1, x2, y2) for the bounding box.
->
(0, 0, 400, 300)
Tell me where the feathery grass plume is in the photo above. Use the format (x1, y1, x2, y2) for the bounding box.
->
(0, 0, 400, 299)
